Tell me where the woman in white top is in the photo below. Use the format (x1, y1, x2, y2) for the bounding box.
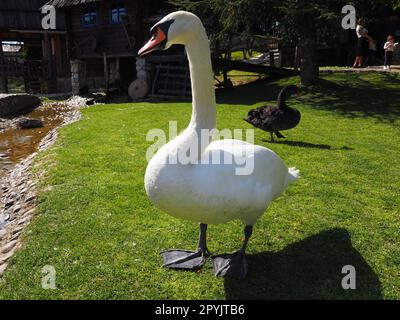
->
(353, 19, 370, 68)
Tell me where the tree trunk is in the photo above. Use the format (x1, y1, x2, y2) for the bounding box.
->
(299, 39, 319, 86)
(294, 46, 300, 72)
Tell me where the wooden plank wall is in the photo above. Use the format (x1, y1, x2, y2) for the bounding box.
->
(68, 0, 140, 58)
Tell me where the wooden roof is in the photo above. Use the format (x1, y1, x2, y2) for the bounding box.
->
(46, 0, 101, 8)
(0, 0, 46, 11)
(0, 0, 66, 31)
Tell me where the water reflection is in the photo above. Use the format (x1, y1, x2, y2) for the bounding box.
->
(0, 103, 73, 175)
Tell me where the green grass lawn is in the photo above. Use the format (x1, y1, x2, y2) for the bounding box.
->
(1, 73, 400, 299)
(215, 70, 264, 86)
(215, 50, 265, 85)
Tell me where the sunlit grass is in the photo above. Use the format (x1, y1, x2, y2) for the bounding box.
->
(0, 73, 399, 299)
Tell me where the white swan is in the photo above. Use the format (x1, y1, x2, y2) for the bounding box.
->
(138, 11, 300, 279)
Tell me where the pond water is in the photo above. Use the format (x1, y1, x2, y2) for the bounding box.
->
(0, 103, 73, 176)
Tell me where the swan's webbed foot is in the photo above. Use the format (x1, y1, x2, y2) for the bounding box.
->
(212, 251, 248, 280)
(161, 223, 209, 271)
(212, 225, 253, 280)
(161, 248, 209, 270)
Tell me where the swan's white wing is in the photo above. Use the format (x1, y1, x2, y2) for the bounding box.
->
(186, 140, 290, 224)
(145, 139, 292, 225)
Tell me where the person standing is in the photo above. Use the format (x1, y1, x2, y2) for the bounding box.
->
(383, 35, 399, 70)
(353, 19, 370, 68)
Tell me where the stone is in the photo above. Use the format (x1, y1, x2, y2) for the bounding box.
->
(18, 215, 31, 225)
(10, 233, 21, 241)
(0, 250, 15, 264)
(0, 263, 8, 277)
(25, 194, 36, 203)
(128, 79, 149, 100)
(12, 226, 24, 235)
(0, 94, 41, 117)
(18, 118, 44, 129)
(1, 240, 17, 254)
(23, 208, 35, 217)
(86, 98, 95, 106)
(91, 92, 107, 104)
(20, 189, 28, 195)
(5, 200, 14, 208)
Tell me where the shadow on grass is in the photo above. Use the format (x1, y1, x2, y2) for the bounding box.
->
(303, 75, 400, 123)
(217, 78, 285, 105)
(216, 73, 400, 123)
(224, 228, 382, 300)
(261, 140, 354, 150)
(147, 72, 399, 123)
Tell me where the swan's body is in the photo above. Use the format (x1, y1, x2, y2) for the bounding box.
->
(245, 86, 302, 141)
(140, 11, 299, 279)
(146, 138, 294, 225)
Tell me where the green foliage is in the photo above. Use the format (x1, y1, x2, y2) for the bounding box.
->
(0, 73, 400, 299)
(171, 0, 399, 45)
(347, 0, 399, 18)
(170, 0, 275, 40)
(275, 0, 399, 44)
(274, 0, 345, 44)
(392, 0, 400, 9)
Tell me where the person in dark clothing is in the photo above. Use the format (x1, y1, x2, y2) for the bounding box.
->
(353, 19, 370, 68)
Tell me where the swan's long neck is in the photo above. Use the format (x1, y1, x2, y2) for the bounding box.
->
(163, 27, 216, 163)
(277, 90, 288, 109)
(185, 30, 216, 131)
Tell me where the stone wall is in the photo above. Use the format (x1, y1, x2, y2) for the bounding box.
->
(70, 60, 87, 95)
(136, 57, 150, 83)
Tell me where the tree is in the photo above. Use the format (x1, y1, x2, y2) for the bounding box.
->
(273, 0, 369, 85)
(172, 0, 343, 85)
(170, 0, 276, 86)
(269, 0, 399, 85)
(171, 0, 399, 86)
(170, 0, 275, 40)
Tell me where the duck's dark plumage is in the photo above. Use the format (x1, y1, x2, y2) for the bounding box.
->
(244, 85, 301, 141)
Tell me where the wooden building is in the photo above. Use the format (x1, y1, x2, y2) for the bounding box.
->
(0, 0, 69, 94)
(46, 0, 181, 96)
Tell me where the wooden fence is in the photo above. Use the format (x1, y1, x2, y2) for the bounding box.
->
(0, 57, 46, 79)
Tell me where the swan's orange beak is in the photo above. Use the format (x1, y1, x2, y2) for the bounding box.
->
(138, 27, 167, 57)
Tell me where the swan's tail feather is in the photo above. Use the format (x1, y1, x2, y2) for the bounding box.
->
(285, 167, 300, 188)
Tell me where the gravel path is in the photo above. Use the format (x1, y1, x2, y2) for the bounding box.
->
(320, 65, 400, 74)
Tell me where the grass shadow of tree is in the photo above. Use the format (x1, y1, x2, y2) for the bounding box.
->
(303, 74, 400, 123)
(217, 73, 400, 123)
(217, 77, 285, 105)
(224, 228, 382, 300)
(261, 140, 354, 150)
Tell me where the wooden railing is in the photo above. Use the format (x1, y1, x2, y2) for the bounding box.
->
(0, 58, 47, 79)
